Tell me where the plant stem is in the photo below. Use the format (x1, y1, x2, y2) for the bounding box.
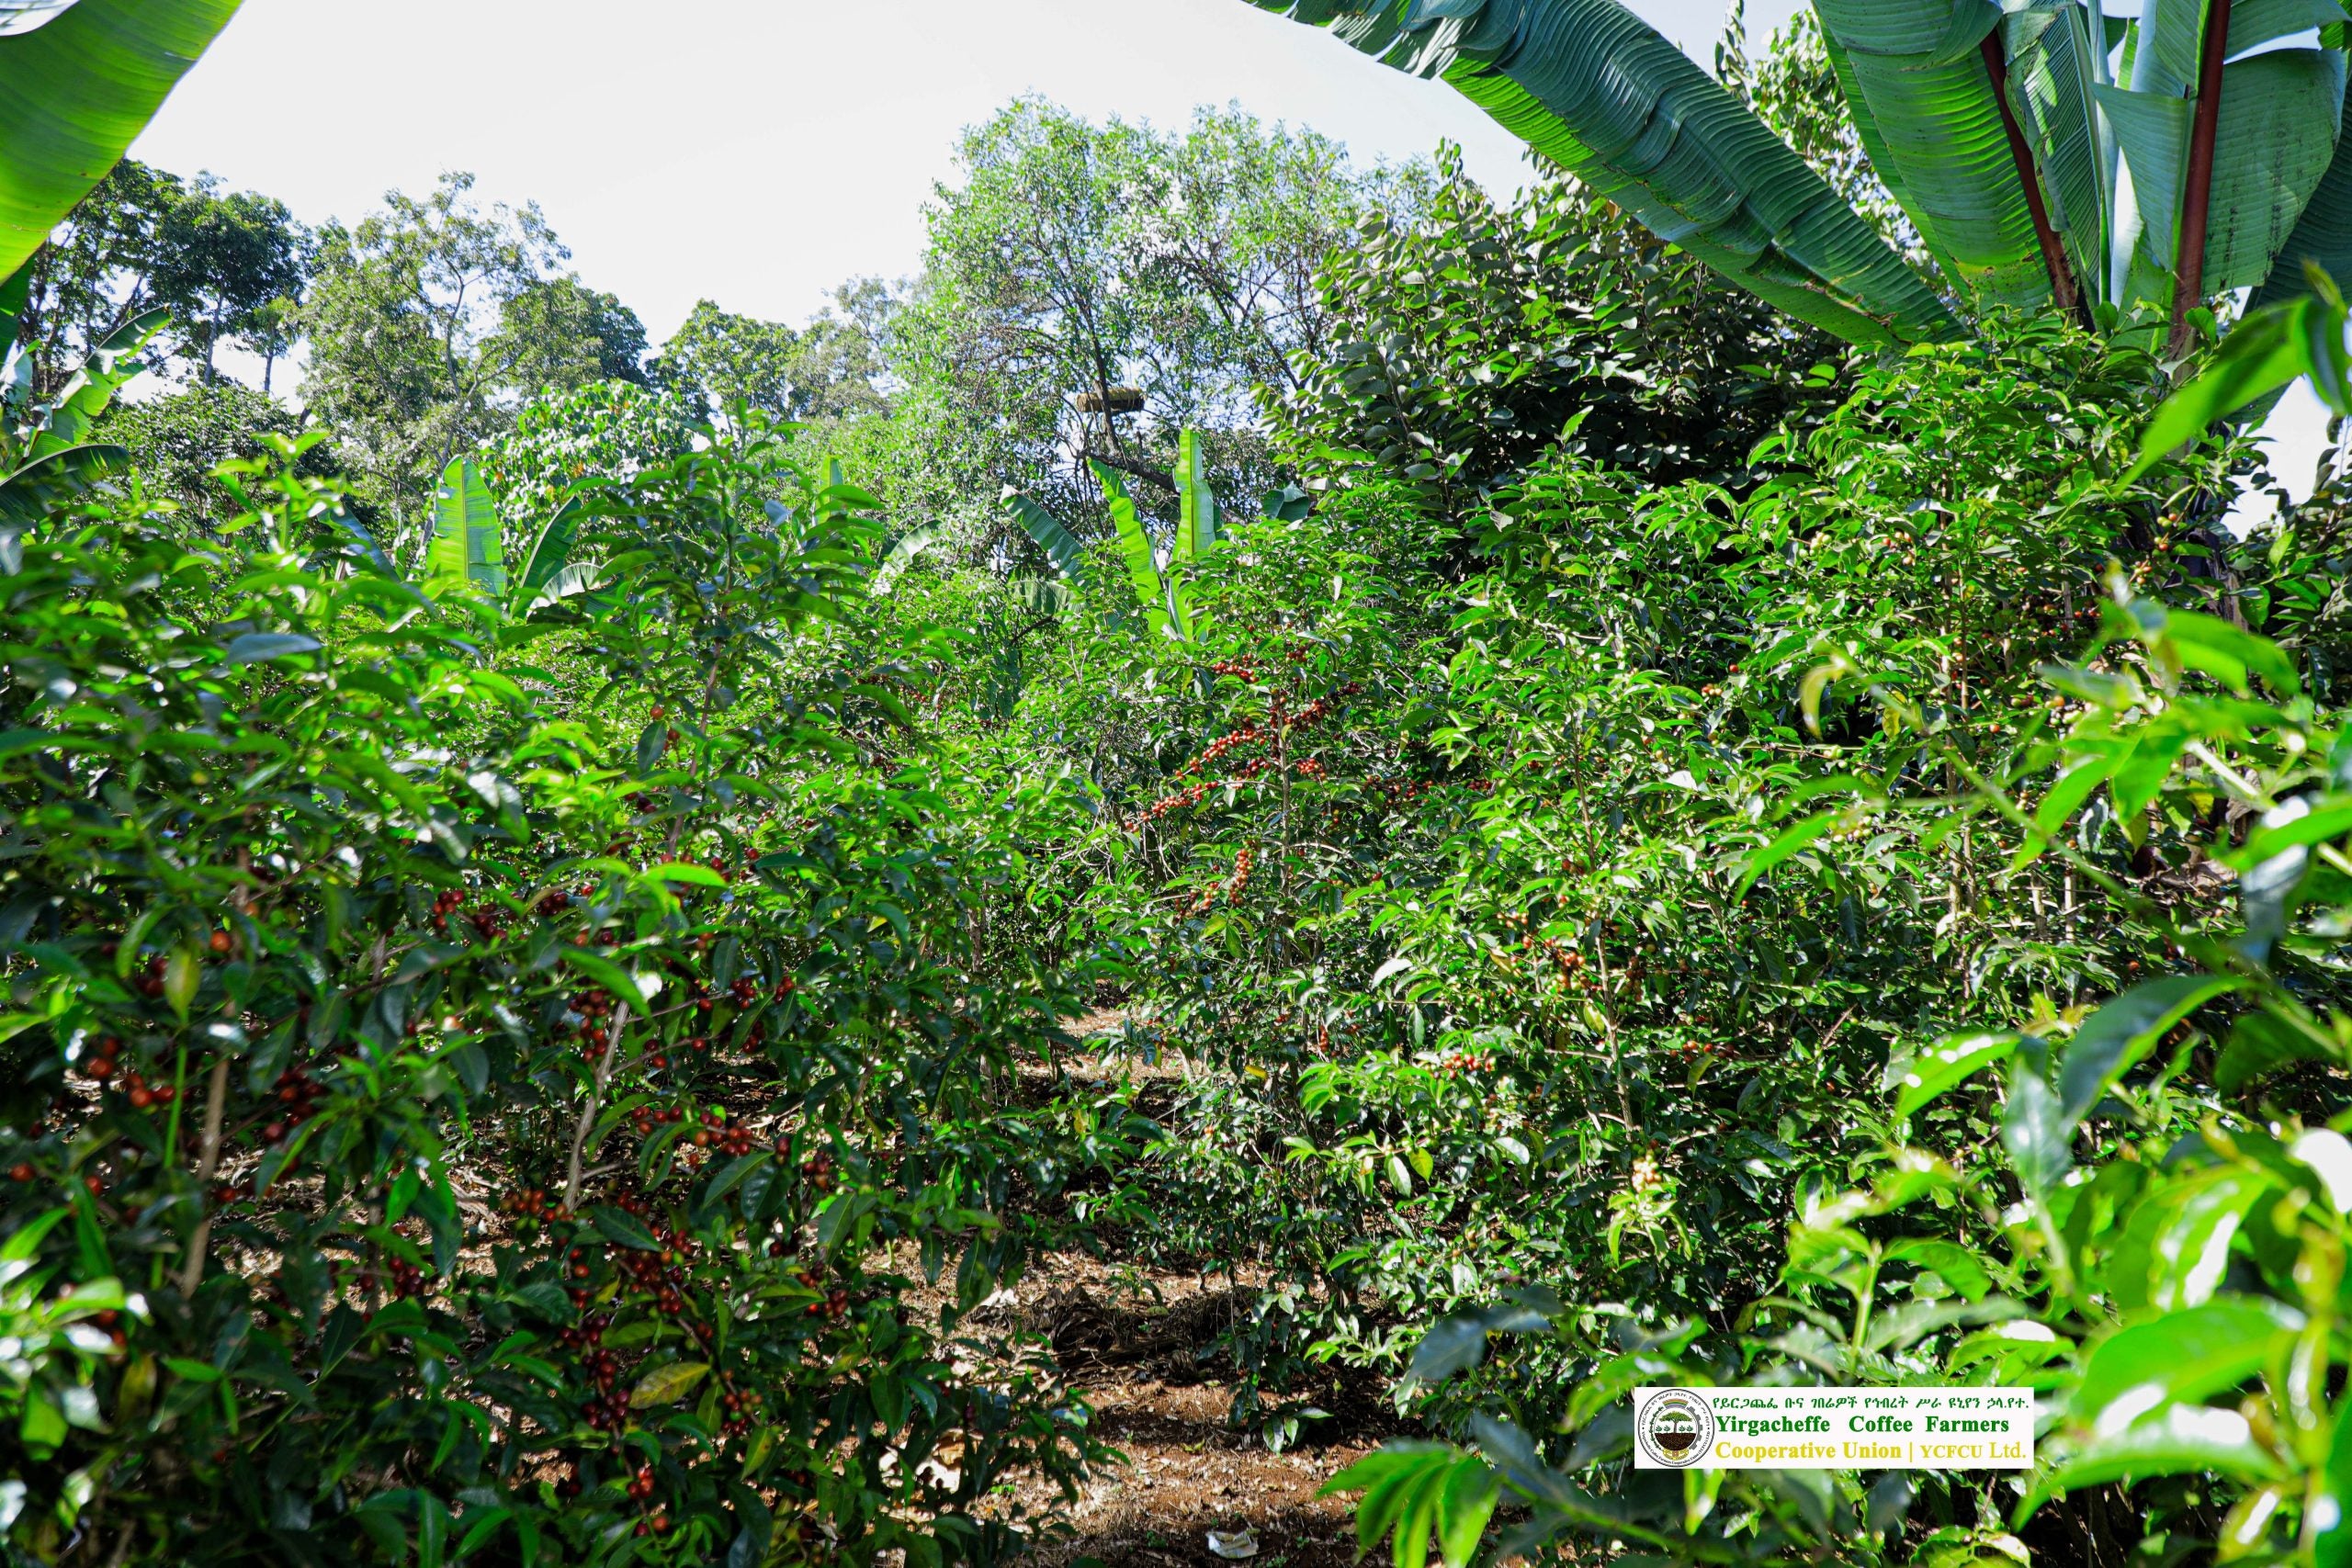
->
(175, 1056, 231, 1298)
(563, 1002, 630, 1212)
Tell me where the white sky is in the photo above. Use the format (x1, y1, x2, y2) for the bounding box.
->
(126, 0, 2329, 500)
(129, 0, 1800, 336)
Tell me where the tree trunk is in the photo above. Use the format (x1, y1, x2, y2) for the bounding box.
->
(2169, 0, 2235, 358)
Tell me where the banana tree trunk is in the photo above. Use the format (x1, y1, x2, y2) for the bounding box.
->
(2169, 0, 2233, 355)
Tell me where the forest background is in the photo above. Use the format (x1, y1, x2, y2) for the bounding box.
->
(6, 2, 2352, 1567)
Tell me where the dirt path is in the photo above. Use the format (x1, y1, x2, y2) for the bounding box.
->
(988, 1255, 1382, 1568)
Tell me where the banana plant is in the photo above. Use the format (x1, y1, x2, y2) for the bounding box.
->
(1002, 433, 1225, 641)
(0, 259, 161, 525)
(0, 0, 243, 279)
(417, 455, 595, 619)
(1247, 0, 2352, 354)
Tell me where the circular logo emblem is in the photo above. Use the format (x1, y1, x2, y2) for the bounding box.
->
(1639, 1389, 1715, 1468)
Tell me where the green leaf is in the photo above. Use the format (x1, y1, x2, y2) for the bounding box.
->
(0, 0, 243, 279)
(2316, 1398, 2352, 1568)
(871, 525, 939, 596)
(514, 498, 582, 600)
(2159, 610, 2301, 696)
(1002, 487, 1083, 579)
(2132, 296, 2328, 475)
(1173, 426, 1218, 564)
(2071, 1297, 2302, 1423)
(162, 945, 198, 1021)
(1883, 1238, 1994, 1302)
(1091, 460, 1178, 640)
(424, 457, 505, 600)
(222, 632, 322, 664)
(2034, 1404, 2285, 1502)
(2216, 1008, 2336, 1091)
(628, 1359, 707, 1406)
(1252, 0, 1959, 347)
(1888, 1032, 2022, 1119)
(1736, 810, 1842, 898)
(588, 1204, 661, 1251)
(2058, 976, 2244, 1126)
(1435, 1459, 1499, 1568)
(2003, 1059, 2072, 1198)
(1813, 0, 2047, 312)
(559, 946, 649, 1012)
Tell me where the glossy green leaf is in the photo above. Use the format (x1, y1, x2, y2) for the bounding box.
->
(2058, 976, 2244, 1126)
(2035, 1404, 2285, 1499)
(2072, 1297, 2301, 1423)
(1091, 460, 1178, 639)
(1002, 487, 1084, 579)
(22, 306, 165, 465)
(1173, 426, 1218, 564)
(424, 458, 505, 600)
(1888, 1031, 2022, 1119)
(1245, 0, 1959, 347)
(628, 1359, 707, 1406)
(1814, 0, 2045, 311)
(0, 0, 243, 278)
(514, 498, 582, 600)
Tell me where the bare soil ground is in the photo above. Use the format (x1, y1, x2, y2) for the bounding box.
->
(977, 1252, 1385, 1568)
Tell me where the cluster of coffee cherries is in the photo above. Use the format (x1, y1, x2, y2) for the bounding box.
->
(626, 1466, 672, 1537)
(131, 954, 168, 999)
(800, 1150, 836, 1193)
(1207, 660, 1259, 682)
(1435, 1049, 1496, 1075)
(629, 1103, 688, 1139)
(1629, 1150, 1665, 1194)
(387, 1254, 429, 1301)
(262, 1066, 322, 1143)
(716, 1382, 763, 1440)
(107, 1051, 180, 1112)
(695, 1109, 756, 1158)
(534, 888, 573, 919)
(1133, 779, 1219, 831)
(501, 1185, 563, 1227)
(569, 988, 619, 1062)
(796, 1268, 852, 1322)
(427, 886, 466, 936)
(77, 1033, 128, 1083)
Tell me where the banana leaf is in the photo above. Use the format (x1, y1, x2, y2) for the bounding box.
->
(513, 497, 582, 601)
(1009, 575, 1071, 617)
(872, 525, 940, 596)
(0, 258, 29, 350)
(0, 440, 124, 522)
(423, 457, 505, 600)
(1002, 487, 1085, 579)
(0, 2, 79, 35)
(1813, 0, 2052, 310)
(23, 306, 164, 463)
(1999, 1, 2112, 306)
(0, 0, 243, 278)
(2252, 123, 2352, 310)
(1174, 427, 1218, 564)
(2102, 50, 2346, 301)
(1091, 460, 1180, 640)
(1244, 0, 1959, 346)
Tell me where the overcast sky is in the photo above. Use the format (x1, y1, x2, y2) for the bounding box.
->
(125, 0, 2328, 501)
(129, 0, 1803, 334)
